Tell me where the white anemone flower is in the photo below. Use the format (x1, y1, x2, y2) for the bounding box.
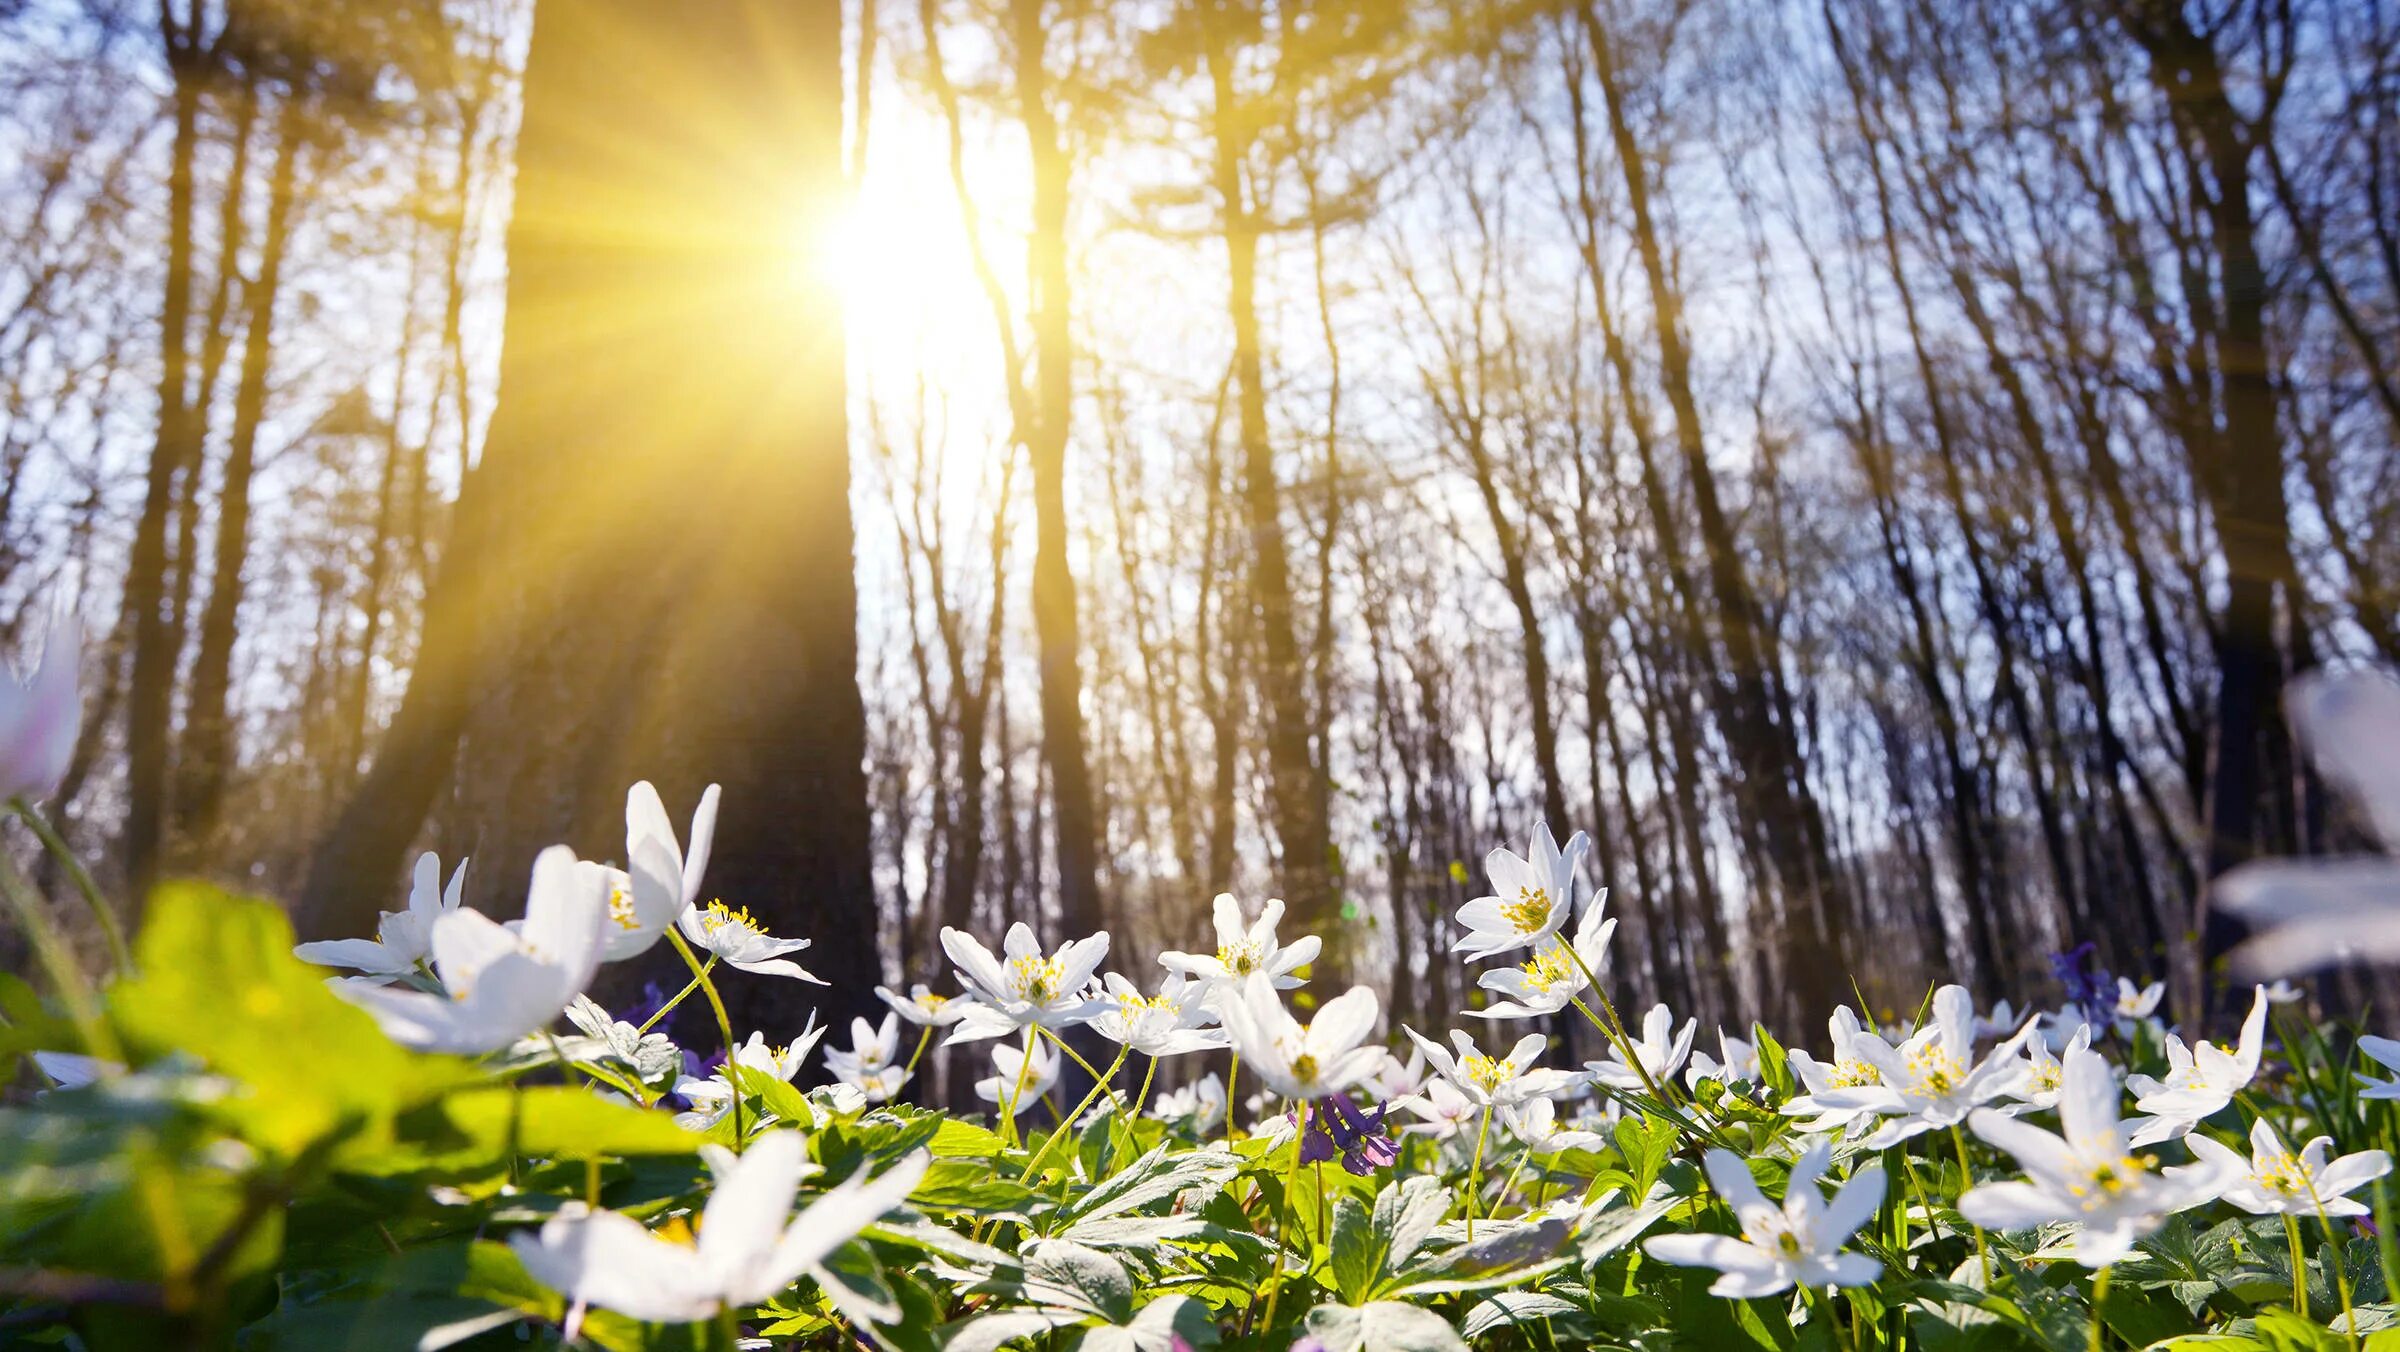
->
(824, 1013, 910, 1104)
(1644, 1143, 1885, 1297)
(1151, 1072, 1226, 1132)
(940, 922, 1111, 1043)
(512, 1130, 928, 1327)
(1976, 1000, 2022, 1041)
(1406, 1027, 1582, 1108)
(1215, 973, 1384, 1101)
(1365, 1046, 1429, 1101)
(974, 1037, 1061, 1119)
(1470, 889, 1615, 1020)
(294, 851, 467, 984)
(1583, 1002, 1698, 1095)
(1806, 986, 2035, 1149)
(1453, 823, 1592, 961)
(1157, 893, 1321, 992)
(0, 609, 77, 803)
(2173, 1119, 2391, 1218)
(1961, 1049, 2222, 1267)
(2123, 985, 2268, 1147)
(1687, 1028, 1761, 1090)
(676, 899, 823, 984)
(1782, 1008, 1896, 1136)
(2111, 978, 2166, 1042)
(1997, 1022, 2091, 1115)
(1393, 1077, 1479, 1140)
(600, 781, 718, 962)
(1506, 1097, 1611, 1155)
(342, 846, 609, 1055)
(2218, 671, 2400, 977)
(874, 982, 974, 1028)
(2265, 980, 2304, 1005)
(675, 1026, 825, 1131)
(1091, 972, 1225, 1058)
(2356, 1035, 2400, 1099)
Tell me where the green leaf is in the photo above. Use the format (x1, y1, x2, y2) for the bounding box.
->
(1461, 1290, 1578, 1338)
(1303, 1300, 1468, 1352)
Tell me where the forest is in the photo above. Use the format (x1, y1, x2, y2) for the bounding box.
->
(2, 0, 2395, 1094)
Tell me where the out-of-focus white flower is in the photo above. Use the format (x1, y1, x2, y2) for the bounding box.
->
(1090, 972, 1225, 1058)
(824, 1013, 909, 1104)
(1961, 1049, 2221, 1268)
(1454, 824, 1591, 961)
(2173, 1118, 2391, 1218)
(1157, 894, 1320, 992)
(601, 782, 717, 962)
(677, 901, 822, 984)
(1783, 1008, 1895, 1136)
(1644, 1143, 1885, 1297)
(1506, 1097, 1610, 1155)
(2038, 1004, 2094, 1055)
(875, 982, 974, 1028)
(295, 851, 466, 984)
(2110, 978, 2166, 1042)
(1364, 1046, 1428, 1101)
(341, 846, 608, 1055)
(1393, 1077, 1478, 1140)
(1997, 1022, 2090, 1115)
(941, 923, 1110, 1043)
(1687, 1028, 1760, 1090)
(1151, 1072, 1226, 1132)
(511, 1130, 927, 1326)
(1406, 1027, 1580, 1109)
(0, 610, 77, 803)
(1471, 889, 1615, 1021)
(2219, 671, 2400, 977)
(1584, 1002, 1697, 1095)
(2124, 985, 2268, 1147)
(2357, 1036, 2400, 1099)
(31, 1050, 117, 1091)
(1975, 1000, 2022, 1041)
(676, 1026, 825, 1131)
(2264, 980, 2303, 1005)
(1216, 974, 1383, 1100)
(974, 1037, 1060, 1119)
(1806, 986, 2035, 1149)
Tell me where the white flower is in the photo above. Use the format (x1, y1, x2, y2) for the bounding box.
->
(974, 1037, 1061, 1119)
(1583, 1002, 1697, 1095)
(1365, 1046, 1429, 1100)
(1960, 1048, 2221, 1267)
(677, 900, 822, 984)
(2219, 671, 2400, 976)
(1407, 1027, 1582, 1108)
(2123, 985, 2268, 1147)
(1470, 889, 1615, 1020)
(1806, 986, 2034, 1148)
(342, 846, 608, 1055)
(1151, 1072, 1226, 1132)
(0, 609, 77, 802)
(940, 922, 1110, 1043)
(1782, 1008, 1896, 1136)
(2357, 1035, 2400, 1099)
(1506, 1096, 1610, 1154)
(601, 782, 718, 962)
(1215, 973, 1384, 1100)
(2172, 1119, 2391, 1218)
(1997, 1022, 2091, 1115)
(1393, 1077, 1479, 1140)
(675, 1026, 825, 1131)
(2265, 980, 2303, 1005)
(511, 1130, 928, 1326)
(1157, 893, 1321, 992)
(1976, 1000, 2022, 1041)
(1453, 823, 1591, 961)
(2038, 1004, 2094, 1054)
(1644, 1143, 1885, 1297)
(875, 982, 974, 1027)
(1687, 1028, 1761, 1090)
(824, 1013, 910, 1104)
(1090, 972, 1225, 1058)
(2111, 978, 2166, 1042)
(294, 851, 466, 984)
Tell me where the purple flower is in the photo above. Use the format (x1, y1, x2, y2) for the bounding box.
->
(2050, 943, 2114, 1029)
(1300, 1094, 1399, 1175)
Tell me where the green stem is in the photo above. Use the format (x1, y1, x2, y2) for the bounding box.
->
(1020, 1044, 1129, 1181)
(1039, 1026, 1124, 1116)
(1951, 1125, 1991, 1283)
(1258, 1099, 1309, 1336)
(634, 958, 715, 1037)
(1466, 1105, 1494, 1240)
(10, 798, 129, 976)
(1493, 1145, 1534, 1218)
(714, 1303, 740, 1351)
(667, 929, 741, 1146)
(1136, 1055, 1158, 1123)
(1226, 1052, 1242, 1141)
(2308, 1191, 2360, 1348)
(902, 1023, 934, 1077)
(0, 843, 117, 1065)
(2089, 1266, 2111, 1352)
(1001, 1030, 1038, 1146)
(2286, 1212, 2309, 1317)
